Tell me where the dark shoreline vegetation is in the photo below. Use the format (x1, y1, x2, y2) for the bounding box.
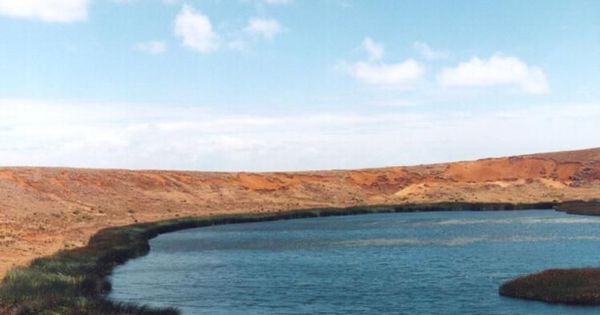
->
(499, 200, 600, 305)
(1, 201, 599, 314)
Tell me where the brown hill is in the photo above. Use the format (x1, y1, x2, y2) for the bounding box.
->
(1, 147, 600, 279)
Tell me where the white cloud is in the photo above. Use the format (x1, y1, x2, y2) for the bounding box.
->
(437, 54, 549, 94)
(0, 0, 90, 23)
(174, 5, 220, 53)
(363, 37, 384, 61)
(0, 99, 598, 171)
(133, 40, 167, 55)
(344, 60, 425, 87)
(245, 17, 283, 39)
(341, 38, 425, 88)
(413, 41, 448, 60)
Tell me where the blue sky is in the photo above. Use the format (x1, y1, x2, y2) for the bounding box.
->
(0, 0, 599, 170)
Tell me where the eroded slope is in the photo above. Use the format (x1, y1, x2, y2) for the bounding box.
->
(1, 147, 600, 278)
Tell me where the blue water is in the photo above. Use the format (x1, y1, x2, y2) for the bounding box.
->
(109, 210, 600, 314)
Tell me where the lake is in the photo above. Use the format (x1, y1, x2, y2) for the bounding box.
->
(109, 210, 600, 314)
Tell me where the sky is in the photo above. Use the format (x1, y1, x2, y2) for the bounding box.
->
(0, 0, 599, 171)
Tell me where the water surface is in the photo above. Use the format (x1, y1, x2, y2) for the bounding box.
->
(110, 210, 600, 314)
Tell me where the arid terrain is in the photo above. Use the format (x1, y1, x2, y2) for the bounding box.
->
(1, 148, 600, 279)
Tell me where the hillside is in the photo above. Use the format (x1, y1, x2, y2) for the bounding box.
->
(1, 147, 600, 279)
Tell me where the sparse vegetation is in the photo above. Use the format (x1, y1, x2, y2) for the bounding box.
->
(0, 202, 557, 314)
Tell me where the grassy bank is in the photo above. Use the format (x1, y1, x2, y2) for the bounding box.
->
(0, 202, 556, 314)
(499, 268, 600, 305)
(499, 200, 600, 305)
(555, 200, 600, 216)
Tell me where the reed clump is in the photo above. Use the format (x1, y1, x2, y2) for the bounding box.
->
(500, 268, 600, 305)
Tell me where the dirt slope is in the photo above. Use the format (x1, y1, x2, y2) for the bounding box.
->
(1, 148, 600, 279)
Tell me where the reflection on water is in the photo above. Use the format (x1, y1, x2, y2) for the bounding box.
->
(110, 210, 600, 314)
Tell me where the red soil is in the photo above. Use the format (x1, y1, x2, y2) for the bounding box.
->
(1, 147, 600, 279)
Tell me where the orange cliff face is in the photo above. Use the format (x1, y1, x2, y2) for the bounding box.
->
(1, 147, 600, 279)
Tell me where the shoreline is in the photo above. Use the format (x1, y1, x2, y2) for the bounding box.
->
(0, 201, 594, 314)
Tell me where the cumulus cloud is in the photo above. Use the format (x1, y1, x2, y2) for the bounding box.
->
(413, 41, 448, 60)
(341, 38, 425, 88)
(174, 5, 219, 53)
(344, 60, 425, 87)
(0, 0, 90, 23)
(133, 40, 167, 55)
(2, 99, 595, 171)
(437, 54, 549, 94)
(245, 17, 283, 39)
